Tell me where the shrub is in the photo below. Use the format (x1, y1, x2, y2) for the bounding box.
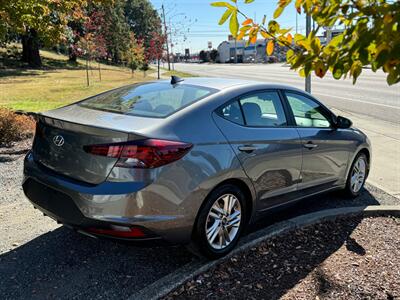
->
(0, 108, 36, 146)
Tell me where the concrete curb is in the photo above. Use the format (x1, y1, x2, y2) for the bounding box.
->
(128, 205, 400, 300)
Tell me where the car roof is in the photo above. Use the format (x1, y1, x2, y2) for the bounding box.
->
(159, 77, 304, 92)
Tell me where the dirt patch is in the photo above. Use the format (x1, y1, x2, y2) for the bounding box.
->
(165, 216, 400, 300)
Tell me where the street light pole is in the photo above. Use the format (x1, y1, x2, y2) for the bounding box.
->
(305, 14, 312, 93)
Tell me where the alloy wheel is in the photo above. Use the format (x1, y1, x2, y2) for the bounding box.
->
(205, 193, 241, 250)
(350, 156, 367, 193)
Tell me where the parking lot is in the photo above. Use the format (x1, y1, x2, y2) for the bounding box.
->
(1, 151, 399, 299)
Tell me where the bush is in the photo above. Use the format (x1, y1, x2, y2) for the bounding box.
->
(0, 108, 36, 146)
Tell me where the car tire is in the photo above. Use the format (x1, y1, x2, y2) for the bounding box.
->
(344, 152, 369, 198)
(189, 184, 247, 259)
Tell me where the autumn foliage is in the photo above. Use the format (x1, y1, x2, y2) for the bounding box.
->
(0, 109, 35, 146)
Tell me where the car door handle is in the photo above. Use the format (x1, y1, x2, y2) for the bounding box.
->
(238, 145, 258, 153)
(303, 142, 318, 149)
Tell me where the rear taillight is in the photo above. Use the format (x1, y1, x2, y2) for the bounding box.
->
(83, 139, 193, 168)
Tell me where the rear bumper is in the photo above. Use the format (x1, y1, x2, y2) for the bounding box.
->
(22, 152, 194, 244)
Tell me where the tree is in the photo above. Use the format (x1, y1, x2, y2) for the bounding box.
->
(146, 31, 166, 79)
(212, 0, 400, 85)
(123, 33, 145, 77)
(0, 0, 90, 67)
(210, 49, 219, 62)
(124, 0, 162, 50)
(199, 50, 209, 63)
(140, 61, 149, 77)
(73, 10, 108, 86)
(102, 0, 130, 63)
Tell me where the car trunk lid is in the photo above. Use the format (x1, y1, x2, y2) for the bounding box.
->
(32, 115, 133, 185)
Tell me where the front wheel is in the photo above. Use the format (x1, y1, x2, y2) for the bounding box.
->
(344, 152, 368, 197)
(190, 184, 247, 259)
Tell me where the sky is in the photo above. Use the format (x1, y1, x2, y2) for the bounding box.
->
(149, 0, 309, 54)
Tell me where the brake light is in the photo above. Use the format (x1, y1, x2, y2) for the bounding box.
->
(83, 139, 193, 168)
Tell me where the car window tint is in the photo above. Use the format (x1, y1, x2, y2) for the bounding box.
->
(285, 92, 331, 128)
(217, 100, 244, 125)
(239, 91, 287, 127)
(79, 82, 215, 118)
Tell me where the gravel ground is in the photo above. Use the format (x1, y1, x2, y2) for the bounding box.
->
(165, 216, 400, 300)
(1, 139, 399, 299)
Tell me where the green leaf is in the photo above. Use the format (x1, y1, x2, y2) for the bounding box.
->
(286, 49, 295, 61)
(210, 2, 235, 9)
(229, 10, 239, 37)
(268, 20, 280, 34)
(262, 15, 266, 25)
(219, 9, 233, 25)
(332, 65, 343, 79)
(350, 60, 362, 84)
(294, 33, 305, 43)
(244, 0, 255, 3)
(273, 6, 284, 19)
(310, 37, 321, 53)
(387, 71, 400, 85)
(279, 28, 291, 35)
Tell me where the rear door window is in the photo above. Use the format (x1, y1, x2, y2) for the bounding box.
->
(79, 82, 215, 117)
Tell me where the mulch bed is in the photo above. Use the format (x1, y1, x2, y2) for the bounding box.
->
(165, 216, 400, 300)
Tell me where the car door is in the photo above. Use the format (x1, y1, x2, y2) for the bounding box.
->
(283, 90, 352, 192)
(213, 90, 303, 211)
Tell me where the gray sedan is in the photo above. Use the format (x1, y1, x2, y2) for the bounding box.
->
(23, 77, 371, 258)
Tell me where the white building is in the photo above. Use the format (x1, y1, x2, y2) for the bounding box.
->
(217, 39, 268, 63)
(217, 39, 287, 63)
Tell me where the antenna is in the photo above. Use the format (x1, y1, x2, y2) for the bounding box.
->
(171, 75, 184, 85)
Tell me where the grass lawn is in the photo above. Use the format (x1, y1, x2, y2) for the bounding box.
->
(161, 69, 196, 78)
(0, 49, 154, 112)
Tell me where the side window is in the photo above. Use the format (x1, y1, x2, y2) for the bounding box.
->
(239, 91, 287, 127)
(216, 100, 245, 125)
(285, 92, 331, 128)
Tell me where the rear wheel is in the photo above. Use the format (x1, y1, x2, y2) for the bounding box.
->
(190, 184, 247, 259)
(344, 153, 368, 197)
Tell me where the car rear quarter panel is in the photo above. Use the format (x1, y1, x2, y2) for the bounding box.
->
(97, 91, 260, 243)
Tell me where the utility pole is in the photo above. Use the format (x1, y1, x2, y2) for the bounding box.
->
(234, 39, 237, 63)
(161, 4, 171, 71)
(326, 26, 332, 44)
(305, 14, 311, 93)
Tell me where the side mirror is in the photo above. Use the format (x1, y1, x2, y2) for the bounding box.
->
(335, 116, 352, 129)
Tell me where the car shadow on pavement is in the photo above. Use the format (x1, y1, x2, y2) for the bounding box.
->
(0, 226, 195, 299)
(249, 186, 382, 233)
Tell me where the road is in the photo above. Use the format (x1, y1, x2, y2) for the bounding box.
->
(172, 63, 400, 124)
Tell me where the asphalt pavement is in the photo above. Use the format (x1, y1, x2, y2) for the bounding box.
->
(0, 154, 399, 299)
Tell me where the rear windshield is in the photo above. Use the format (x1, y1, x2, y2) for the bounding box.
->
(79, 82, 215, 117)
